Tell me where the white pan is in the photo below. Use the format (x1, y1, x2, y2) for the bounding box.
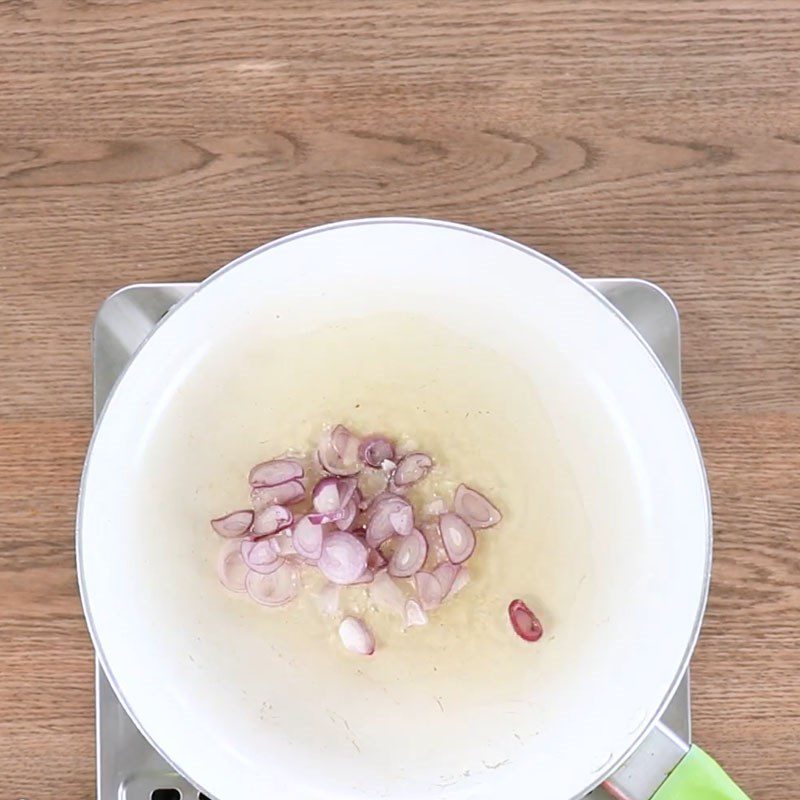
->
(78, 219, 744, 800)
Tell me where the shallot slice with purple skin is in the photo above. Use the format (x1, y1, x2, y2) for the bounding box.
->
(246, 563, 300, 607)
(251, 480, 305, 509)
(359, 435, 395, 468)
(252, 505, 293, 536)
(243, 554, 285, 576)
(433, 562, 459, 596)
(312, 476, 343, 514)
(217, 540, 249, 592)
(414, 571, 444, 610)
(389, 505, 414, 536)
(211, 509, 254, 538)
(365, 513, 396, 548)
(388, 528, 428, 578)
(364, 491, 394, 519)
(317, 425, 362, 477)
(438, 513, 476, 564)
(309, 476, 358, 522)
(291, 516, 325, 561)
(338, 616, 375, 655)
(508, 599, 543, 642)
(448, 567, 470, 598)
(248, 458, 304, 488)
(331, 488, 360, 531)
(336, 477, 358, 507)
(335, 498, 359, 531)
(318, 532, 368, 585)
(404, 598, 428, 628)
(366, 495, 413, 548)
(241, 539, 284, 575)
(454, 484, 502, 529)
(352, 568, 375, 585)
(307, 507, 347, 525)
(270, 533, 297, 558)
(332, 424, 360, 459)
(377, 535, 398, 562)
(367, 547, 387, 572)
(308, 478, 357, 524)
(392, 452, 433, 488)
(421, 520, 448, 565)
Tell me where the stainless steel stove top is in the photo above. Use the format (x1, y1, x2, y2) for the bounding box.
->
(91, 278, 690, 800)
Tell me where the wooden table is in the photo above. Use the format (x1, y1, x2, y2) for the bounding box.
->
(1, 2, 798, 797)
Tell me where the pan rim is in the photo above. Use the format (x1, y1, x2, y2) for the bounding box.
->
(76, 216, 712, 800)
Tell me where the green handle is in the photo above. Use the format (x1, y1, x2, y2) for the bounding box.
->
(653, 745, 750, 800)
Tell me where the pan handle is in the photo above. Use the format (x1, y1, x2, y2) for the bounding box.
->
(649, 746, 750, 800)
(603, 720, 750, 800)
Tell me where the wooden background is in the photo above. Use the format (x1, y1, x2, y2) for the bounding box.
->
(1, 1, 798, 797)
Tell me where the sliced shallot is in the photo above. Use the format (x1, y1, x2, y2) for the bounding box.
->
(335, 498, 359, 531)
(392, 452, 433, 487)
(307, 508, 346, 525)
(313, 477, 344, 513)
(366, 495, 413, 548)
(508, 599, 543, 642)
(252, 480, 305, 509)
(413, 563, 466, 608)
(389, 505, 414, 536)
(364, 491, 394, 518)
(414, 571, 444, 610)
(291, 516, 325, 561)
(246, 563, 300, 607)
(421, 520, 449, 564)
(404, 598, 428, 628)
(448, 566, 470, 598)
(332, 424, 360, 460)
(352, 568, 375, 585)
(252, 504, 293, 536)
(388, 528, 428, 578)
(248, 458, 304, 488)
(241, 538, 283, 574)
(310, 476, 358, 524)
(338, 616, 375, 655)
(367, 547, 387, 572)
(212, 423, 511, 654)
(336, 477, 358, 507)
(359, 435, 395, 468)
(433, 562, 459, 596)
(318, 532, 368, 585)
(217, 540, 249, 591)
(270, 533, 297, 557)
(317, 425, 361, 476)
(454, 483, 502, 529)
(211, 509, 254, 538)
(438, 513, 476, 564)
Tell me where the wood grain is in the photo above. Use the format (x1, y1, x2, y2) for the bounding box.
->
(1, 1, 798, 797)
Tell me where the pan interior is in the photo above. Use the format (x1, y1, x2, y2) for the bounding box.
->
(79, 220, 709, 800)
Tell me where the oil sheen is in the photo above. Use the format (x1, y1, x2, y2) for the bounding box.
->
(139, 310, 594, 775)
